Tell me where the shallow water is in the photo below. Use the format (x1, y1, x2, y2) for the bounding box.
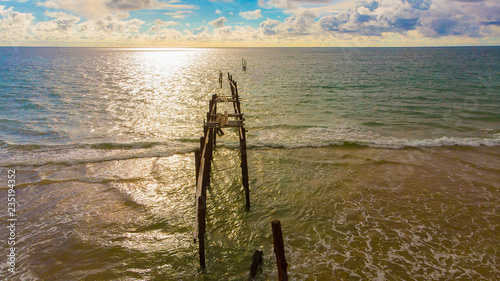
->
(1, 146, 499, 280)
(0, 47, 499, 280)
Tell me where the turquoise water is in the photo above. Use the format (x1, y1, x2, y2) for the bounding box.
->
(0, 47, 499, 280)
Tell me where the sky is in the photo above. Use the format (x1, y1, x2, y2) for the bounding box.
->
(0, 0, 499, 47)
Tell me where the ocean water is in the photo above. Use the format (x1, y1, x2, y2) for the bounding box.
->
(0, 47, 499, 280)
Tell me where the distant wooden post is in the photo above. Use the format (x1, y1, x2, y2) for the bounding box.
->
(272, 220, 288, 281)
(219, 71, 223, 88)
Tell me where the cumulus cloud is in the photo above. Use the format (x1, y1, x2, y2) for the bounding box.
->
(0, 5, 13, 17)
(150, 19, 178, 33)
(259, 15, 317, 36)
(189, 25, 208, 35)
(259, 18, 283, 35)
(0, 5, 35, 40)
(76, 12, 144, 36)
(240, 9, 263, 20)
(2, 0, 499, 46)
(254, 0, 500, 41)
(33, 11, 81, 35)
(315, 0, 500, 37)
(209, 16, 226, 28)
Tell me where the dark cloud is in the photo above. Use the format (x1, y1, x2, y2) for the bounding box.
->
(482, 20, 500, 26)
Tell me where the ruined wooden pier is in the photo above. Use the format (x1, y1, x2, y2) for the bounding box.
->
(194, 73, 250, 269)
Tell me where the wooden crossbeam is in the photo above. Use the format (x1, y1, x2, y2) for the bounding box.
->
(206, 120, 244, 128)
(216, 97, 237, 103)
(209, 113, 244, 118)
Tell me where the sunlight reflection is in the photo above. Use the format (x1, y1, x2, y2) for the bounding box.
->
(97, 48, 211, 142)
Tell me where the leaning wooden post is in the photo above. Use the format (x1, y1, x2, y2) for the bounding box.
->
(234, 81, 242, 114)
(272, 220, 288, 281)
(204, 127, 213, 188)
(240, 126, 250, 209)
(195, 149, 201, 185)
(212, 94, 218, 148)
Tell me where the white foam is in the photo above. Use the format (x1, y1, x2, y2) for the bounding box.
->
(249, 125, 500, 149)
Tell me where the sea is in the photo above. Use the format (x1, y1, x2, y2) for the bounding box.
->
(0, 47, 499, 280)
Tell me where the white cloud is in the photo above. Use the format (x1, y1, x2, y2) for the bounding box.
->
(0, 6, 35, 40)
(259, 15, 317, 36)
(1, 1, 499, 46)
(0, 5, 13, 17)
(240, 9, 263, 20)
(209, 16, 226, 28)
(32, 12, 81, 40)
(75, 12, 145, 38)
(150, 19, 178, 33)
(215, 9, 221, 14)
(259, 18, 282, 35)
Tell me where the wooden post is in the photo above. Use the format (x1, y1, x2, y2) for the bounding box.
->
(202, 126, 210, 190)
(198, 196, 206, 269)
(272, 220, 288, 281)
(234, 82, 242, 114)
(204, 128, 213, 189)
(195, 149, 201, 186)
(240, 127, 250, 209)
(250, 250, 263, 277)
(212, 95, 217, 148)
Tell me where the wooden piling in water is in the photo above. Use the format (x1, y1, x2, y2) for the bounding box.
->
(198, 196, 206, 269)
(195, 72, 251, 269)
(239, 126, 250, 209)
(250, 250, 263, 277)
(272, 220, 288, 281)
(195, 149, 201, 185)
(212, 94, 217, 148)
